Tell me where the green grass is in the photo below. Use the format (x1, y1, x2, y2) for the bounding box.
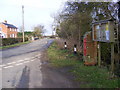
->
(0, 41, 31, 50)
(47, 41, 119, 88)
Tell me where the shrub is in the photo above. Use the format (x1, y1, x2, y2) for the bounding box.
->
(1, 38, 28, 46)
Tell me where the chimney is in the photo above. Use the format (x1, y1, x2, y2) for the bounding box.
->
(4, 20, 7, 23)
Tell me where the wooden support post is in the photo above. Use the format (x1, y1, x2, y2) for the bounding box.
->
(111, 42, 114, 72)
(98, 42, 101, 67)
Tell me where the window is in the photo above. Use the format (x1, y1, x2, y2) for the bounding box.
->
(15, 34, 17, 38)
(12, 34, 15, 37)
(4, 34, 6, 38)
(0, 28, 2, 31)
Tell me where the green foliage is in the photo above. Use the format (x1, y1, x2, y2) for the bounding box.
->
(55, 2, 118, 44)
(101, 42, 111, 65)
(57, 2, 93, 42)
(71, 64, 119, 88)
(0, 41, 30, 49)
(17, 32, 33, 38)
(54, 1, 119, 77)
(48, 42, 79, 67)
(2, 38, 28, 46)
(48, 41, 119, 88)
(33, 25, 45, 37)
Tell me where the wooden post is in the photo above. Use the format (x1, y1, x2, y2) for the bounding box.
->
(22, 5, 25, 42)
(98, 42, 101, 67)
(111, 42, 114, 72)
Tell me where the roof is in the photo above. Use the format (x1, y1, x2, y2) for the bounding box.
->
(2, 23, 17, 29)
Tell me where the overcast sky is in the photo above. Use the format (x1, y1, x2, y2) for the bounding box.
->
(0, 0, 66, 35)
(0, 0, 118, 35)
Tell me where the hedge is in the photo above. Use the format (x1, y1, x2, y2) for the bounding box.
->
(1, 38, 28, 46)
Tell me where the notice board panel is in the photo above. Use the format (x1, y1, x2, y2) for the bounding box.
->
(92, 19, 115, 42)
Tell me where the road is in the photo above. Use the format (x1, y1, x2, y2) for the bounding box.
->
(0, 38, 79, 88)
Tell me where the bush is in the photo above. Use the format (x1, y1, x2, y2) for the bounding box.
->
(1, 38, 28, 46)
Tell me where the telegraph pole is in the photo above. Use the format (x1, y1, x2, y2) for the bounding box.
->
(22, 5, 25, 42)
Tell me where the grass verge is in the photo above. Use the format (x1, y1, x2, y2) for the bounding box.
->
(0, 41, 31, 50)
(47, 41, 119, 88)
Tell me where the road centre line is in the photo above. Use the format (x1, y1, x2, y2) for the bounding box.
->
(16, 59, 25, 63)
(30, 59, 35, 62)
(5, 55, 39, 66)
(15, 58, 37, 66)
(4, 65, 13, 69)
(0, 65, 2, 67)
(1, 54, 41, 69)
(24, 58, 31, 60)
(22, 61, 30, 64)
(0, 56, 36, 68)
(31, 57, 36, 59)
(7, 62, 16, 65)
(15, 63, 23, 66)
(0, 64, 6, 67)
(35, 54, 41, 57)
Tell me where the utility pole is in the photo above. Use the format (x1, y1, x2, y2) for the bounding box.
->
(22, 5, 25, 42)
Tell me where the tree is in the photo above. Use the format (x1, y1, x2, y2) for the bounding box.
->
(54, 1, 119, 74)
(54, 1, 118, 45)
(17, 31, 33, 40)
(55, 2, 93, 45)
(32, 25, 45, 38)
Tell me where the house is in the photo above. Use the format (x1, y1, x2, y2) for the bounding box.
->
(0, 20, 18, 38)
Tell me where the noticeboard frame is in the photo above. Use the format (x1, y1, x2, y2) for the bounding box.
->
(92, 19, 115, 43)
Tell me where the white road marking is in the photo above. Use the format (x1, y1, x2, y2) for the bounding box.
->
(23, 61, 30, 64)
(0, 64, 6, 67)
(31, 57, 35, 59)
(30, 59, 35, 62)
(0, 65, 2, 68)
(35, 54, 41, 57)
(15, 63, 23, 66)
(4, 65, 13, 69)
(17, 60, 24, 63)
(7, 62, 16, 65)
(24, 58, 30, 60)
(2, 54, 41, 69)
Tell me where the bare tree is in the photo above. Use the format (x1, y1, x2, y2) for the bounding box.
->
(32, 25, 45, 38)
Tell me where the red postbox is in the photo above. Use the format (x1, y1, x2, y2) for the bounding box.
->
(83, 31, 97, 66)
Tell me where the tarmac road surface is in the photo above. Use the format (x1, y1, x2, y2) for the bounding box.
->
(0, 38, 79, 88)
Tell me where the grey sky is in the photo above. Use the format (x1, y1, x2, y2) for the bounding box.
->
(0, 0, 118, 35)
(0, 0, 66, 35)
